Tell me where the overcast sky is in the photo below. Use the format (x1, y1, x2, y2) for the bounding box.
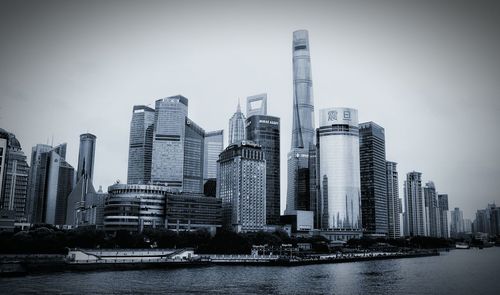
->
(1, 0, 499, 219)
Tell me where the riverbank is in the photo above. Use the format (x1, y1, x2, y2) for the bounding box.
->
(1, 249, 440, 275)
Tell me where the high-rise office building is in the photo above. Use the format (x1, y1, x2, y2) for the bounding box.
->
(228, 101, 246, 145)
(403, 171, 425, 236)
(0, 130, 30, 222)
(217, 141, 266, 233)
(183, 118, 205, 194)
(203, 130, 224, 183)
(316, 108, 362, 240)
(0, 129, 8, 204)
(246, 115, 280, 225)
(66, 133, 97, 226)
(386, 161, 401, 239)
(127, 105, 155, 184)
(246, 93, 267, 117)
(450, 207, 464, 237)
(27, 144, 52, 223)
(151, 95, 188, 189)
(35, 144, 74, 225)
(286, 30, 316, 214)
(437, 194, 449, 238)
(423, 181, 439, 237)
(359, 122, 388, 237)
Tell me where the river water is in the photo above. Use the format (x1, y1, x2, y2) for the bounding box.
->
(1, 248, 499, 294)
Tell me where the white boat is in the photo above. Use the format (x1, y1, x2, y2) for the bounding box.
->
(455, 243, 470, 249)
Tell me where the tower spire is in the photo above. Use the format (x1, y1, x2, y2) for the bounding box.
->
(237, 98, 241, 113)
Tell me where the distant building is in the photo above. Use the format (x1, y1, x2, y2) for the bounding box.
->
(246, 115, 280, 225)
(386, 161, 401, 239)
(217, 141, 266, 232)
(165, 193, 222, 235)
(127, 105, 155, 184)
(359, 122, 388, 237)
(203, 130, 224, 183)
(450, 207, 464, 238)
(423, 181, 439, 237)
(403, 171, 424, 236)
(228, 101, 246, 145)
(66, 133, 97, 226)
(316, 107, 362, 241)
(437, 194, 449, 238)
(183, 118, 205, 194)
(0, 130, 30, 222)
(34, 144, 74, 225)
(246, 93, 267, 117)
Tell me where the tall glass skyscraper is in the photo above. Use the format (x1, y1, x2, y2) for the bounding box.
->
(423, 181, 439, 237)
(0, 130, 29, 222)
(286, 29, 316, 214)
(127, 105, 155, 184)
(151, 95, 188, 189)
(404, 171, 424, 236)
(66, 133, 97, 226)
(183, 118, 205, 194)
(246, 115, 280, 225)
(27, 144, 52, 223)
(228, 101, 246, 145)
(359, 122, 388, 237)
(386, 161, 401, 238)
(317, 108, 361, 234)
(437, 194, 449, 238)
(203, 130, 224, 182)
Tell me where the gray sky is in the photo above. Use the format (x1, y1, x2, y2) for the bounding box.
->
(1, 0, 499, 219)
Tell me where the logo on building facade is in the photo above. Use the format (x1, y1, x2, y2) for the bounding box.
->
(343, 111, 351, 120)
(328, 111, 338, 121)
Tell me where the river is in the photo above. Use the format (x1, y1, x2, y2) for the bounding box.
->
(1, 247, 499, 294)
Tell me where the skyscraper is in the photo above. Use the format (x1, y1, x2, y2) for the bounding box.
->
(386, 161, 401, 239)
(66, 133, 97, 226)
(203, 130, 224, 183)
(286, 29, 316, 214)
(151, 95, 188, 189)
(450, 207, 464, 238)
(35, 143, 74, 225)
(0, 130, 30, 222)
(423, 181, 439, 237)
(217, 141, 266, 233)
(359, 122, 388, 237)
(246, 93, 267, 117)
(27, 144, 52, 223)
(0, 129, 8, 202)
(127, 105, 155, 184)
(183, 118, 205, 194)
(316, 108, 362, 240)
(228, 101, 246, 145)
(403, 171, 424, 236)
(437, 194, 449, 238)
(246, 114, 280, 225)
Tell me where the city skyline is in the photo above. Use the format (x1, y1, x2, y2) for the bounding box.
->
(1, 1, 500, 219)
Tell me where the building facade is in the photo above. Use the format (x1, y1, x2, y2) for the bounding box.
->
(423, 181, 439, 237)
(217, 141, 266, 232)
(165, 193, 222, 235)
(203, 130, 224, 183)
(127, 105, 155, 184)
(104, 183, 169, 232)
(386, 161, 401, 239)
(286, 30, 316, 216)
(183, 118, 205, 194)
(228, 101, 246, 145)
(450, 207, 464, 238)
(246, 115, 280, 225)
(437, 194, 449, 238)
(359, 122, 388, 237)
(151, 95, 188, 189)
(0, 130, 30, 222)
(316, 108, 362, 238)
(27, 144, 52, 223)
(35, 144, 74, 225)
(403, 171, 424, 236)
